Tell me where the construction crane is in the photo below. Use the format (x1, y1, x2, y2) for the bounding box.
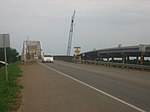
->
(67, 10, 76, 56)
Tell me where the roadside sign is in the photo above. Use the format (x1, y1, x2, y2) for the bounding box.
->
(74, 46, 81, 55)
(0, 34, 10, 48)
(74, 49, 80, 55)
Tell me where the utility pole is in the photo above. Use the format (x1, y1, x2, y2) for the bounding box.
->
(67, 10, 76, 56)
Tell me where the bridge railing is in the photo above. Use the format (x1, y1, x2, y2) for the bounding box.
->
(72, 59, 150, 71)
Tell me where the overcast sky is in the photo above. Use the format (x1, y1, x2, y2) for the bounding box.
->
(0, 0, 150, 55)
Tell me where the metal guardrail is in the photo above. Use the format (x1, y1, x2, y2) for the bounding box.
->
(72, 59, 150, 71)
(0, 60, 8, 65)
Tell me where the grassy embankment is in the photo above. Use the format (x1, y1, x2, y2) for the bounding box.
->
(0, 63, 23, 112)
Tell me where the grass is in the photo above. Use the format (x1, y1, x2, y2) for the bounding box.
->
(0, 62, 23, 112)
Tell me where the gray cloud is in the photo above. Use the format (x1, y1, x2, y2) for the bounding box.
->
(0, 0, 150, 55)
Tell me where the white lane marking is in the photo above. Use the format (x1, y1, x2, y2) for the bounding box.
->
(39, 62, 146, 112)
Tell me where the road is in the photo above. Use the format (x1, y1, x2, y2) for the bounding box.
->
(42, 60, 150, 112)
(20, 60, 150, 112)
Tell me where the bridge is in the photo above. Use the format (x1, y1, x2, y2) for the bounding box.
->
(77, 44, 150, 65)
(21, 40, 42, 63)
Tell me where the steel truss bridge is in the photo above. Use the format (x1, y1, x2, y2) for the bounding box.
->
(21, 40, 42, 62)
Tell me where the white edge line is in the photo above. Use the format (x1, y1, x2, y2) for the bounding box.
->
(39, 62, 146, 112)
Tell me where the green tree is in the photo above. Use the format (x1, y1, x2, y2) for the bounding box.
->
(0, 48, 19, 63)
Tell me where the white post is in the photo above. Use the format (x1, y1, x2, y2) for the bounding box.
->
(3, 34, 8, 81)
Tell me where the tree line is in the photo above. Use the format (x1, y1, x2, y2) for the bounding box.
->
(0, 48, 19, 64)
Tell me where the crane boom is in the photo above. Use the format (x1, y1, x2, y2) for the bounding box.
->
(67, 10, 76, 56)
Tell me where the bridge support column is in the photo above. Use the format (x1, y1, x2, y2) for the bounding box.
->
(136, 56, 139, 65)
(112, 57, 114, 62)
(107, 58, 109, 62)
(127, 56, 130, 64)
(122, 56, 126, 64)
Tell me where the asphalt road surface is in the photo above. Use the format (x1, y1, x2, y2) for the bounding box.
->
(21, 61, 150, 112)
(42, 60, 150, 112)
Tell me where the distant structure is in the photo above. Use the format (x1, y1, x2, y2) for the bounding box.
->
(78, 44, 150, 65)
(67, 10, 76, 56)
(21, 40, 42, 62)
